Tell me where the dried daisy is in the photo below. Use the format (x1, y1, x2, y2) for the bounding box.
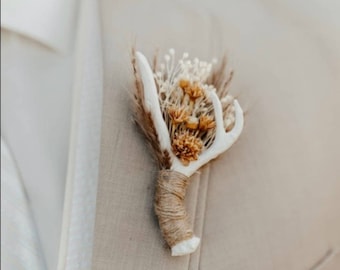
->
(172, 131, 203, 165)
(132, 48, 244, 256)
(181, 81, 204, 100)
(199, 115, 216, 131)
(168, 106, 188, 124)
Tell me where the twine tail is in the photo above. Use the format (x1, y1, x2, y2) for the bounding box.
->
(154, 170, 200, 256)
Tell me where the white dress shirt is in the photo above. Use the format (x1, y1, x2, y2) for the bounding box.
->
(1, 0, 103, 269)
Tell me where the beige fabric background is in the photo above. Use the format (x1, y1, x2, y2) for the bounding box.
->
(92, 0, 340, 269)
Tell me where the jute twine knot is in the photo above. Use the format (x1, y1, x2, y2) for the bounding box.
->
(154, 170, 194, 247)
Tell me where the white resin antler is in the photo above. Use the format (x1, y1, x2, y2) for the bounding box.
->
(135, 51, 244, 256)
(136, 52, 173, 152)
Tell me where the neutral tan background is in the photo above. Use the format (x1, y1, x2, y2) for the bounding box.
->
(92, 0, 340, 269)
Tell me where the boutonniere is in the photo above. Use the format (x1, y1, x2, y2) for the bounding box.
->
(132, 48, 244, 256)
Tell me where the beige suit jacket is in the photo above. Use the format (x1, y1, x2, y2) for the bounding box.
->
(2, 0, 339, 269)
(92, 0, 340, 269)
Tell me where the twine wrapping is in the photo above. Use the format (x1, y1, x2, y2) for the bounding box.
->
(154, 170, 194, 247)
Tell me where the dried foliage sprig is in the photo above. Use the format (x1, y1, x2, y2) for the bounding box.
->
(132, 48, 244, 256)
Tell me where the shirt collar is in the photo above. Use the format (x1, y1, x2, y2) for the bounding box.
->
(1, 0, 78, 52)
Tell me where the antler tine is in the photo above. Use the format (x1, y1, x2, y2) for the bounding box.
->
(210, 92, 244, 149)
(210, 91, 227, 140)
(204, 92, 244, 160)
(136, 52, 173, 153)
(227, 99, 244, 142)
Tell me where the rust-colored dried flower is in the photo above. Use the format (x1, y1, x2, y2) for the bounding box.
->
(199, 115, 215, 131)
(172, 131, 203, 165)
(178, 80, 204, 100)
(179, 79, 190, 90)
(184, 83, 204, 100)
(168, 107, 188, 124)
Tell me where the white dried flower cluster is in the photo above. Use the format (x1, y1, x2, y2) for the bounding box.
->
(154, 48, 216, 101)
